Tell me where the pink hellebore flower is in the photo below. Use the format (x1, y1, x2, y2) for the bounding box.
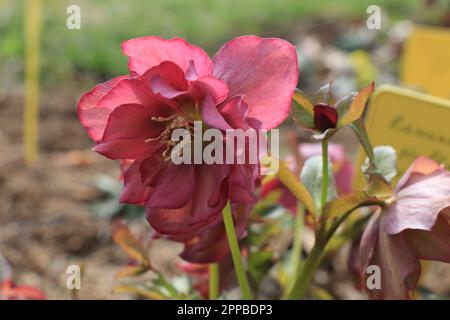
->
(261, 143, 353, 214)
(359, 156, 450, 299)
(78, 36, 298, 261)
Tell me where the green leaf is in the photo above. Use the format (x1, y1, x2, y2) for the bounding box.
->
(315, 82, 335, 105)
(291, 89, 315, 130)
(362, 145, 397, 183)
(300, 156, 337, 213)
(323, 191, 380, 219)
(338, 81, 374, 127)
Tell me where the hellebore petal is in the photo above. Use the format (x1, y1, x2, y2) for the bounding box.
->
(77, 75, 128, 142)
(123, 36, 213, 76)
(382, 167, 450, 234)
(96, 78, 167, 111)
(360, 211, 421, 300)
(395, 156, 443, 191)
(142, 61, 190, 99)
(358, 156, 450, 300)
(219, 96, 251, 130)
(313, 103, 338, 133)
(175, 203, 251, 263)
(146, 200, 196, 235)
(146, 165, 228, 235)
(201, 95, 232, 130)
(213, 36, 298, 129)
(194, 76, 229, 104)
(147, 164, 195, 209)
(120, 159, 152, 204)
(94, 103, 166, 159)
(403, 211, 450, 262)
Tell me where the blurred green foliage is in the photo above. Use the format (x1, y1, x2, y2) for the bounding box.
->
(0, 0, 420, 87)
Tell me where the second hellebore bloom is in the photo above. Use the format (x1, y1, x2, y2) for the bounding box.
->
(261, 143, 353, 215)
(78, 36, 299, 262)
(359, 156, 450, 299)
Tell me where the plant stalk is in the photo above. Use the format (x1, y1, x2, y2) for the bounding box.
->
(222, 203, 252, 300)
(209, 263, 219, 300)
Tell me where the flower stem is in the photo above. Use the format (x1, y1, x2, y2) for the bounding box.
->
(286, 202, 382, 300)
(286, 238, 326, 299)
(209, 263, 219, 300)
(321, 139, 329, 211)
(222, 203, 252, 300)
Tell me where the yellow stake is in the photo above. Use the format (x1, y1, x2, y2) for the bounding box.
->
(24, 0, 42, 165)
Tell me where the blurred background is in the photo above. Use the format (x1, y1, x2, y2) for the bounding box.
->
(0, 0, 449, 299)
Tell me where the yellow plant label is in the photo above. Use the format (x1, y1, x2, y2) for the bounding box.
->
(354, 85, 450, 188)
(401, 26, 450, 99)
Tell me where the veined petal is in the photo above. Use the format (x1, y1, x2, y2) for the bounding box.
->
(383, 169, 450, 234)
(396, 156, 444, 191)
(95, 103, 166, 159)
(142, 61, 190, 99)
(403, 212, 450, 262)
(359, 211, 421, 300)
(213, 36, 298, 129)
(123, 36, 213, 76)
(77, 75, 127, 142)
(147, 164, 194, 209)
(120, 159, 152, 204)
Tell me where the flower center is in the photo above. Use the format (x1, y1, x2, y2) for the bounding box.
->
(146, 114, 195, 161)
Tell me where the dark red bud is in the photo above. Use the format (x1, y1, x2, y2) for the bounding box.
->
(313, 103, 338, 132)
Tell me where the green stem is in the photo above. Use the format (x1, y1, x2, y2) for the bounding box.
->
(290, 206, 304, 275)
(157, 273, 179, 298)
(317, 139, 329, 241)
(286, 202, 383, 300)
(222, 203, 252, 300)
(286, 238, 326, 299)
(209, 263, 219, 300)
(321, 139, 329, 211)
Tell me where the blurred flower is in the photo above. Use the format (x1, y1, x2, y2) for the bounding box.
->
(261, 143, 353, 214)
(359, 156, 450, 299)
(78, 36, 298, 262)
(0, 279, 45, 300)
